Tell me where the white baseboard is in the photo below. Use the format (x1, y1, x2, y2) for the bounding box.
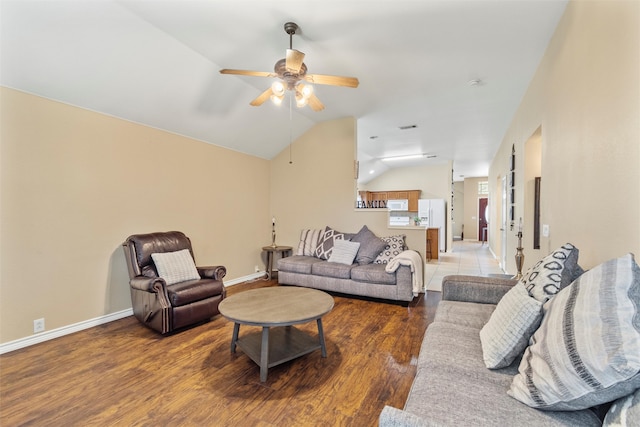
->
(0, 308, 134, 355)
(224, 271, 266, 286)
(0, 271, 269, 354)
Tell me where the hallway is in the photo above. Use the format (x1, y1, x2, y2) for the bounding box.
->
(424, 240, 505, 292)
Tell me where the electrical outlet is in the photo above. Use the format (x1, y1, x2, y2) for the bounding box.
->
(255, 265, 260, 273)
(34, 318, 45, 333)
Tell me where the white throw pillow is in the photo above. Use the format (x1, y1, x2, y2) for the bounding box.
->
(479, 283, 543, 369)
(508, 253, 640, 410)
(328, 240, 361, 265)
(151, 249, 200, 285)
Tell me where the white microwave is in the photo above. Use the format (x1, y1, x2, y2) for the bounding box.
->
(387, 199, 409, 211)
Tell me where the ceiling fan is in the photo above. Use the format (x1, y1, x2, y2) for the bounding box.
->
(220, 22, 359, 112)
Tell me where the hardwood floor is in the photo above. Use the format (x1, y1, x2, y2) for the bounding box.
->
(0, 280, 440, 426)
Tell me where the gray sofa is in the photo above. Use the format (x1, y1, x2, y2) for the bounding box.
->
(379, 275, 606, 426)
(277, 255, 415, 302)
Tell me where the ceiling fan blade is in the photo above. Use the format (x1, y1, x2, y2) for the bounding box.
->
(307, 94, 325, 112)
(304, 74, 359, 88)
(250, 88, 273, 107)
(220, 69, 277, 78)
(286, 49, 305, 73)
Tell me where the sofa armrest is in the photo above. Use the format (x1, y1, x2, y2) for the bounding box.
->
(129, 276, 166, 292)
(442, 275, 517, 305)
(198, 265, 227, 281)
(379, 406, 430, 427)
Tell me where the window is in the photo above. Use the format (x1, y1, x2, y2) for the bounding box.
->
(478, 181, 488, 195)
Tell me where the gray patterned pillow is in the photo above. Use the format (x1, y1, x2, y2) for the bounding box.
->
(603, 388, 639, 426)
(519, 243, 582, 302)
(508, 253, 640, 410)
(374, 235, 406, 264)
(314, 226, 345, 260)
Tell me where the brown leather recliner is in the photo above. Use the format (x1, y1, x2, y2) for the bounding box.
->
(122, 231, 226, 334)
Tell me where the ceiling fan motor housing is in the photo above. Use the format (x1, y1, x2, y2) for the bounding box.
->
(274, 59, 307, 89)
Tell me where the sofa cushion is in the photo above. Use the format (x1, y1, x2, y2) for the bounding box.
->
(374, 235, 406, 264)
(479, 283, 543, 369)
(311, 260, 353, 279)
(151, 249, 200, 285)
(519, 243, 582, 302)
(277, 255, 323, 274)
(418, 321, 521, 381)
(401, 363, 601, 426)
(296, 228, 323, 256)
(509, 253, 640, 411)
(166, 278, 224, 307)
(351, 263, 396, 285)
(314, 226, 345, 260)
(350, 225, 387, 265)
(327, 240, 360, 265)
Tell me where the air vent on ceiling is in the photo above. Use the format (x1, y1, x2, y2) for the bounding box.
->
(398, 124, 417, 130)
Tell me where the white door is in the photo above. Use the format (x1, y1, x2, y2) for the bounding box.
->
(501, 176, 508, 271)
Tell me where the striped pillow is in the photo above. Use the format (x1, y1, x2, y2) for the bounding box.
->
(479, 283, 543, 369)
(328, 240, 361, 265)
(508, 253, 640, 410)
(296, 229, 322, 256)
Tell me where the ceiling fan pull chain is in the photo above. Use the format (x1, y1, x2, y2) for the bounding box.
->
(289, 94, 293, 164)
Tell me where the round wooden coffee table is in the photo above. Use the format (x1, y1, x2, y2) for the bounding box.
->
(218, 286, 334, 382)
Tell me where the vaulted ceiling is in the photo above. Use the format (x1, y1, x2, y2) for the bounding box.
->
(1, 0, 567, 183)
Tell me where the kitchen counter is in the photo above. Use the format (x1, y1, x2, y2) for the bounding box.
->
(388, 225, 430, 230)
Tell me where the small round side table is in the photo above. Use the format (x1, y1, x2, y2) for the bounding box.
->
(261, 245, 293, 280)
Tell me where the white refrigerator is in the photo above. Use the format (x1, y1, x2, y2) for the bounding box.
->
(418, 199, 446, 252)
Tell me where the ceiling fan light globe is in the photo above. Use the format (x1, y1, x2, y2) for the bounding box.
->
(295, 93, 308, 108)
(271, 81, 285, 96)
(298, 83, 313, 98)
(270, 94, 284, 106)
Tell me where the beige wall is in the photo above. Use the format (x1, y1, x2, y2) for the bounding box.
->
(269, 118, 434, 260)
(452, 181, 464, 239)
(489, 0, 640, 273)
(0, 87, 271, 344)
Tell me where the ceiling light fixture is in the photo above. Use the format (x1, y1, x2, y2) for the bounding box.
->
(381, 153, 436, 161)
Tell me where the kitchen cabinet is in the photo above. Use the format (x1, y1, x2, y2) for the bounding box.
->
(426, 228, 439, 261)
(359, 190, 421, 211)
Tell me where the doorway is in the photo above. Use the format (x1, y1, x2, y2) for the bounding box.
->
(478, 197, 488, 242)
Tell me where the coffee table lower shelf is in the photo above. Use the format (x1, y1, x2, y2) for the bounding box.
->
(234, 325, 324, 382)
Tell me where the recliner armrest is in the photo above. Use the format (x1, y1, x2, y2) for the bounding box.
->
(442, 274, 517, 305)
(198, 265, 226, 281)
(130, 276, 166, 292)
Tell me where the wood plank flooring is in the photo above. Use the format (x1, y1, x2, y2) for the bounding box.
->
(0, 280, 440, 426)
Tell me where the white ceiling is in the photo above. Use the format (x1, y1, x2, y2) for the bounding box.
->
(0, 0, 567, 184)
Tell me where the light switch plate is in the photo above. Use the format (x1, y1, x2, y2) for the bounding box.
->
(542, 224, 550, 237)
